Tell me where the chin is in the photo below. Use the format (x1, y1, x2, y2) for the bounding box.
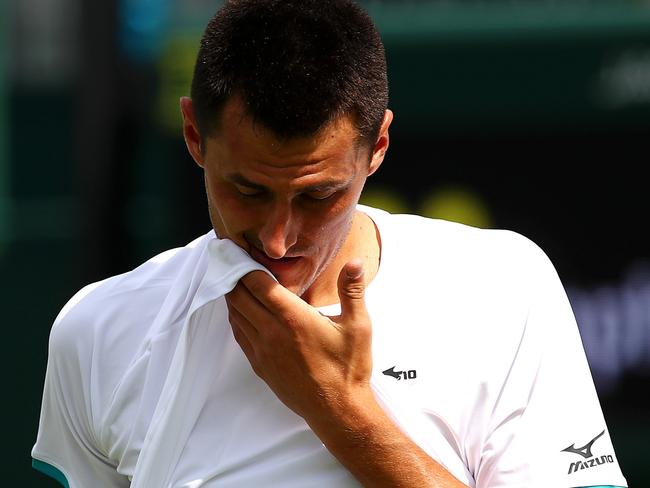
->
(272, 275, 312, 298)
(278, 281, 306, 297)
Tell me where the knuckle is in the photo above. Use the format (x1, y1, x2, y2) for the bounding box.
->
(247, 279, 264, 297)
(244, 270, 271, 295)
(342, 283, 365, 300)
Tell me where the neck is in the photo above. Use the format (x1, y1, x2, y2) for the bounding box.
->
(303, 210, 381, 308)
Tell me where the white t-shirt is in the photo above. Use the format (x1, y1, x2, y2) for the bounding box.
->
(32, 205, 628, 487)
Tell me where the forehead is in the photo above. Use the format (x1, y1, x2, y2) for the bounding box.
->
(204, 97, 368, 176)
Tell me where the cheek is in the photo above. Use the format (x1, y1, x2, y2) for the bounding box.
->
(308, 200, 356, 246)
(206, 185, 253, 238)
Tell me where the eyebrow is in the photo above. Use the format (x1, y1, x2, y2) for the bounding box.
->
(225, 173, 350, 193)
(226, 173, 267, 191)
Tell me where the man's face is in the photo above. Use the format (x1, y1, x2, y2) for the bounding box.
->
(186, 97, 387, 301)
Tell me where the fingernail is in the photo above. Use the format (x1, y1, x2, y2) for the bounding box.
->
(346, 264, 364, 280)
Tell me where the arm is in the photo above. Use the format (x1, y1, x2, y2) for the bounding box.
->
(226, 261, 467, 487)
(465, 232, 629, 487)
(31, 289, 131, 488)
(305, 387, 467, 487)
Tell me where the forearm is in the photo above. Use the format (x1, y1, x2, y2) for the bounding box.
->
(304, 389, 469, 488)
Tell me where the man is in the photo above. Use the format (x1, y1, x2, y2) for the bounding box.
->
(32, 1, 628, 487)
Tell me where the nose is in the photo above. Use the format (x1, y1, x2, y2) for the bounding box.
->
(258, 202, 298, 259)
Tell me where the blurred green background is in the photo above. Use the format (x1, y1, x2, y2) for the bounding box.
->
(2, 0, 649, 485)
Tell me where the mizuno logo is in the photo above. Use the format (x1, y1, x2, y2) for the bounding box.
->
(567, 455, 615, 474)
(561, 430, 616, 475)
(562, 430, 605, 458)
(382, 366, 417, 381)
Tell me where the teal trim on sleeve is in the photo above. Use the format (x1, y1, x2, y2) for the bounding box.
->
(31, 456, 625, 488)
(32, 459, 70, 488)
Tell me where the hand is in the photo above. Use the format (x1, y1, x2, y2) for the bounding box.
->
(225, 260, 373, 421)
(226, 261, 469, 487)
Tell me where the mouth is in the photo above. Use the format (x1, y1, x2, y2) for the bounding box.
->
(249, 247, 302, 275)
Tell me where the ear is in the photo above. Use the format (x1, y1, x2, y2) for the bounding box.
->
(180, 96, 205, 168)
(367, 109, 393, 177)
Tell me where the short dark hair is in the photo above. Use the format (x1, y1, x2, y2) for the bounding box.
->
(190, 0, 388, 145)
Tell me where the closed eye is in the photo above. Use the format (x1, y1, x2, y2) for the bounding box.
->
(304, 190, 337, 201)
(234, 184, 264, 197)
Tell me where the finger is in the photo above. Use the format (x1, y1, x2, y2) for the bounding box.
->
(226, 280, 275, 332)
(337, 259, 369, 324)
(227, 297, 260, 341)
(239, 269, 304, 316)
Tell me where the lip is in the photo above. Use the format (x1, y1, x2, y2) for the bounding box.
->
(249, 247, 302, 275)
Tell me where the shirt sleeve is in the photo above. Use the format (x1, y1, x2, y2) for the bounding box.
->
(31, 285, 131, 488)
(475, 239, 628, 488)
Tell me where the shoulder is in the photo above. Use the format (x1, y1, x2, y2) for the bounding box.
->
(365, 205, 568, 348)
(47, 231, 214, 390)
(363, 204, 553, 284)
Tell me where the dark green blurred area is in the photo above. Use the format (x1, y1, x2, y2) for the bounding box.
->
(2, 1, 649, 486)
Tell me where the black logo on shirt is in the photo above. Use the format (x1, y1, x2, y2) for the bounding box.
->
(562, 430, 615, 474)
(562, 430, 605, 458)
(382, 366, 417, 381)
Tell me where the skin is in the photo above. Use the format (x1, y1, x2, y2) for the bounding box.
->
(180, 96, 468, 487)
(183, 95, 385, 306)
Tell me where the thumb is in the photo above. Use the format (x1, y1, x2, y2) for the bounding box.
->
(337, 259, 369, 322)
